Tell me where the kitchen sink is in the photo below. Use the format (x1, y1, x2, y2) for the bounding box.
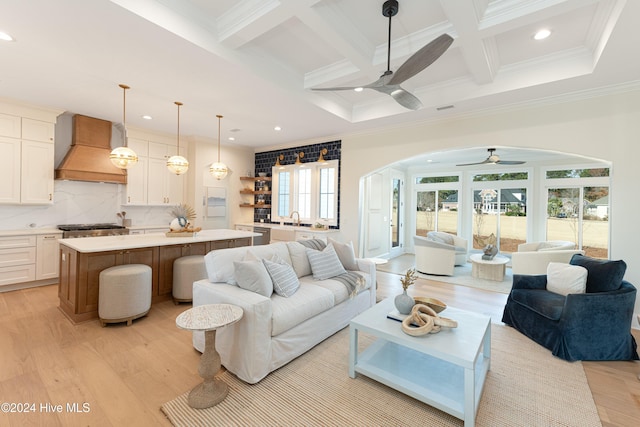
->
(270, 227, 297, 242)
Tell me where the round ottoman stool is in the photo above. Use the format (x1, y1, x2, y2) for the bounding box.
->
(173, 255, 207, 304)
(99, 264, 152, 327)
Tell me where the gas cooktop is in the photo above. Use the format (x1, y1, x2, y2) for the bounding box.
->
(57, 223, 126, 231)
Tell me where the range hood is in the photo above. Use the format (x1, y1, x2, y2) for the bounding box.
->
(55, 114, 127, 184)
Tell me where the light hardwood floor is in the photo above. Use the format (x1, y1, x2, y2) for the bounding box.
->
(0, 269, 638, 426)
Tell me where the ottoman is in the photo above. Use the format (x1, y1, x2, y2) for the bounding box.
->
(99, 264, 152, 326)
(173, 255, 207, 304)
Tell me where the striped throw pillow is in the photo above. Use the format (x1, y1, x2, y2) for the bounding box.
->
(306, 243, 347, 280)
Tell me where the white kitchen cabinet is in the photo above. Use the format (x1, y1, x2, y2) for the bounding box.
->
(22, 118, 55, 143)
(36, 233, 62, 280)
(0, 136, 21, 203)
(148, 157, 184, 205)
(123, 138, 184, 206)
(0, 232, 62, 289)
(295, 230, 337, 242)
(0, 113, 21, 138)
(20, 140, 54, 204)
(0, 111, 55, 205)
(0, 235, 37, 286)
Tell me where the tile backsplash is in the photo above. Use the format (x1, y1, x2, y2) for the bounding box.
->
(253, 140, 341, 227)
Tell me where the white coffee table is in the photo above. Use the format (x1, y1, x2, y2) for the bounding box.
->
(469, 253, 509, 281)
(349, 298, 491, 427)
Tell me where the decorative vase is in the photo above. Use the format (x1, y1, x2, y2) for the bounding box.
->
(170, 217, 187, 231)
(394, 290, 415, 315)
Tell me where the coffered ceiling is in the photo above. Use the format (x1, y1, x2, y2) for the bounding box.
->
(1, 0, 638, 151)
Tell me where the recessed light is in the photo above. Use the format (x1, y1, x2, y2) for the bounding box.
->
(142, 115, 152, 120)
(228, 137, 235, 141)
(0, 31, 14, 42)
(274, 126, 282, 131)
(354, 87, 364, 92)
(534, 29, 551, 40)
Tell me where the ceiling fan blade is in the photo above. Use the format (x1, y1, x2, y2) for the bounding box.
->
(390, 88, 423, 110)
(496, 160, 526, 165)
(456, 160, 489, 167)
(388, 34, 454, 85)
(311, 86, 362, 92)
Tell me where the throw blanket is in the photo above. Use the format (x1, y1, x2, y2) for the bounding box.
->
(298, 239, 365, 298)
(298, 238, 327, 251)
(332, 271, 366, 299)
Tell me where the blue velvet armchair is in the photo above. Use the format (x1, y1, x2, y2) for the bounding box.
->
(502, 254, 638, 361)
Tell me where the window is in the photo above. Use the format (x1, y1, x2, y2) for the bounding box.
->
(272, 159, 339, 226)
(414, 174, 461, 237)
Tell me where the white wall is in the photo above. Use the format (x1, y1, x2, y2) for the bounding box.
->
(338, 90, 640, 324)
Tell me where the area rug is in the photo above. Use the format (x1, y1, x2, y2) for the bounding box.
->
(161, 324, 601, 427)
(377, 254, 513, 294)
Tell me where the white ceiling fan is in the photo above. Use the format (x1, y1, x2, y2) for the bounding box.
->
(311, 0, 453, 110)
(456, 148, 526, 166)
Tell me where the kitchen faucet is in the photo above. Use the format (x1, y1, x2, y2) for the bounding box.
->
(289, 211, 300, 226)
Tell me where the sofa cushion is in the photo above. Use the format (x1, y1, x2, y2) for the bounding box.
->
(510, 289, 566, 321)
(250, 242, 292, 266)
(328, 238, 359, 271)
(262, 258, 300, 297)
(270, 283, 335, 336)
(569, 254, 627, 293)
(306, 243, 347, 280)
(286, 241, 312, 278)
(427, 231, 454, 246)
(546, 262, 587, 296)
(234, 259, 273, 297)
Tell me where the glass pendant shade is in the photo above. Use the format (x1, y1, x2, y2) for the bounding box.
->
(209, 114, 228, 180)
(167, 155, 189, 175)
(168, 101, 189, 175)
(110, 146, 138, 169)
(209, 162, 229, 180)
(110, 84, 138, 170)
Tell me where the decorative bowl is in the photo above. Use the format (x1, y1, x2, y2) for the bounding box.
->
(258, 172, 267, 177)
(413, 296, 447, 313)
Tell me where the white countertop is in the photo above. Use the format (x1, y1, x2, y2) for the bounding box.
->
(236, 222, 338, 234)
(58, 229, 259, 253)
(0, 228, 62, 237)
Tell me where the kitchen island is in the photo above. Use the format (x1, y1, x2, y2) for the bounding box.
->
(58, 229, 258, 324)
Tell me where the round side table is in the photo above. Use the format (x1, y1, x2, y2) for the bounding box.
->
(176, 303, 243, 409)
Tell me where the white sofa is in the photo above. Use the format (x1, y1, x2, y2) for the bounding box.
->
(192, 240, 376, 384)
(511, 240, 584, 275)
(414, 231, 468, 276)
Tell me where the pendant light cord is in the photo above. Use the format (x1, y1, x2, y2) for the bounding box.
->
(119, 84, 130, 147)
(216, 114, 223, 162)
(175, 101, 183, 151)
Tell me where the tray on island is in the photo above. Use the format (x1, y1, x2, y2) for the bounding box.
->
(165, 228, 200, 237)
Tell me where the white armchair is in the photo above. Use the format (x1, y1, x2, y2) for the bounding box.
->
(414, 232, 468, 276)
(511, 240, 584, 275)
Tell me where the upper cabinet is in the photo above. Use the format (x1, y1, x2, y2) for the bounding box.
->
(124, 136, 185, 206)
(0, 110, 57, 205)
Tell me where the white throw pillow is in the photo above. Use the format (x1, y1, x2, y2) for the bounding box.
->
(262, 258, 300, 297)
(286, 241, 312, 278)
(234, 259, 273, 297)
(327, 238, 359, 271)
(306, 243, 347, 280)
(546, 262, 588, 296)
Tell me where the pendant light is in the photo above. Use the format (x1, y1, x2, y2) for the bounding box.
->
(166, 101, 189, 175)
(110, 84, 138, 169)
(209, 114, 229, 180)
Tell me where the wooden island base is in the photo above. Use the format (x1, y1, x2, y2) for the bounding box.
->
(57, 230, 254, 324)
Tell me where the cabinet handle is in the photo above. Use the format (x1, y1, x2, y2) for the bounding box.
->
(49, 194, 52, 201)
(128, 196, 131, 203)
(43, 235, 56, 239)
